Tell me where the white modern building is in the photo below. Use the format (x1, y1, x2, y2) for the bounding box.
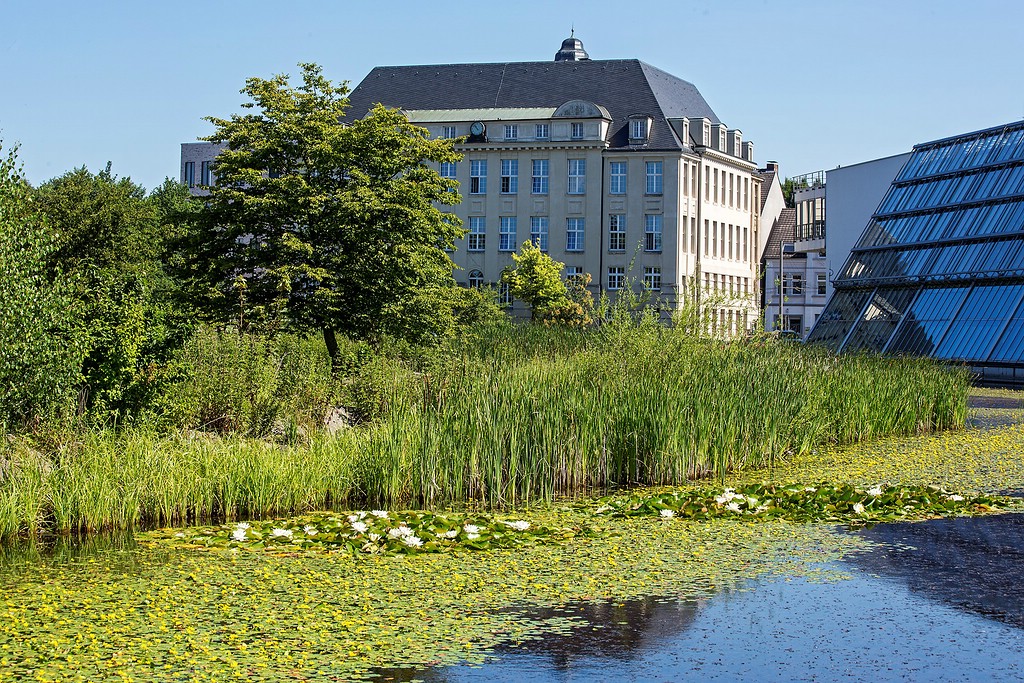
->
(758, 156, 911, 338)
(181, 36, 772, 333)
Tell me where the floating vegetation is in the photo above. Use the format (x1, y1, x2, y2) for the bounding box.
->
(753, 421, 1024, 494)
(594, 483, 1022, 525)
(0, 513, 864, 682)
(140, 510, 599, 556)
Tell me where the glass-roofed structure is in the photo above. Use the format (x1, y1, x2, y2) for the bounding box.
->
(807, 121, 1024, 382)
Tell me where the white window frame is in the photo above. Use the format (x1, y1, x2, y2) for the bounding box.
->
(608, 266, 625, 290)
(499, 216, 517, 252)
(468, 269, 484, 289)
(644, 214, 663, 252)
(571, 122, 584, 139)
(530, 216, 549, 252)
(532, 159, 549, 194)
(468, 217, 485, 252)
(566, 218, 585, 252)
(645, 161, 663, 195)
(609, 214, 626, 252)
(470, 160, 487, 194)
(499, 282, 513, 306)
(567, 159, 586, 195)
(500, 159, 518, 194)
(610, 161, 627, 194)
(630, 119, 648, 140)
(643, 266, 662, 291)
(536, 123, 550, 139)
(504, 124, 518, 140)
(817, 272, 827, 296)
(442, 125, 457, 139)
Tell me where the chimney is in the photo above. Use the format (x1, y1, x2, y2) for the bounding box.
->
(765, 161, 779, 172)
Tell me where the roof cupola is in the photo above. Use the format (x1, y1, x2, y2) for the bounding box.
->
(554, 31, 590, 62)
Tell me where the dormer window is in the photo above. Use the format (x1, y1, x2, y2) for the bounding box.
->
(536, 123, 550, 139)
(703, 123, 711, 146)
(504, 124, 518, 140)
(571, 122, 585, 139)
(442, 125, 457, 139)
(629, 117, 650, 141)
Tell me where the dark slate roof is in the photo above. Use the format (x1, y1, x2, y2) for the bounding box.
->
(754, 169, 776, 214)
(346, 59, 720, 152)
(762, 208, 803, 261)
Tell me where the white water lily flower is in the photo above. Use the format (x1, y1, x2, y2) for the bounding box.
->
(235, 522, 251, 530)
(726, 502, 741, 513)
(368, 532, 382, 542)
(347, 514, 359, 523)
(466, 532, 480, 540)
(853, 503, 866, 514)
(659, 509, 675, 518)
(303, 525, 318, 536)
(867, 486, 883, 497)
(804, 487, 817, 493)
(388, 525, 414, 539)
(948, 494, 965, 502)
(371, 510, 389, 519)
(271, 528, 293, 538)
(714, 495, 728, 505)
(504, 520, 531, 531)
(351, 521, 368, 534)
(755, 505, 768, 513)
(231, 528, 247, 542)
(595, 505, 612, 514)
(746, 496, 758, 506)
(401, 535, 424, 547)
(174, 532, 185, 538)
(463, 524, 481, 534)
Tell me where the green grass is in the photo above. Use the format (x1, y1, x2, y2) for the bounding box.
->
(0, 325, 970, 537)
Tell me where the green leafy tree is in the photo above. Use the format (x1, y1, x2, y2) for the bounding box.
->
(182, 63, 465, 368)
(501, 241, 592, 325)
(35, 166, 181, 416)
(0, 144, 84, 427)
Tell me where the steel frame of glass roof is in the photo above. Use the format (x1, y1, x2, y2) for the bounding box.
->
(807, 121, 1024, 373)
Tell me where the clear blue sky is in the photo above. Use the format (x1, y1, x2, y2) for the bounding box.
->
(3, 0, 1023, 192)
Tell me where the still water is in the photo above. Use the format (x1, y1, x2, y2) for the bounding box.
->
(382, 514, 1024, 682)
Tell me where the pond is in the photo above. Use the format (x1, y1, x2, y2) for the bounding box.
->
(377, 514, 1024, 682)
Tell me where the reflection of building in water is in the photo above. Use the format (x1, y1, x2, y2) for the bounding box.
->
(808, 121, 1024, 384)
(373, 595, 707, 682)
(851, 514, 1024, 629)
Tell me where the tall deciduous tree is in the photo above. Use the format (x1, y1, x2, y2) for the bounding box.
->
(0, 144, 84, 427)
(183, 63, 466, 367)
(35, 166, 185, 416)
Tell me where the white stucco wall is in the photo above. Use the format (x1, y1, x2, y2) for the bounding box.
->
(824, 152, 912, 300)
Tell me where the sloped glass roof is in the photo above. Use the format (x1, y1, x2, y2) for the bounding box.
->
(807, 121, 1024, 368)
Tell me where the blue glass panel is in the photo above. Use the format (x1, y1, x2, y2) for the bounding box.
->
(989, 296, 1024, 362)
(842, 288, 918, 353)
(887, 287, 969, 356)
(934, 285, 1024, 361)
(807, 290, 874, 350)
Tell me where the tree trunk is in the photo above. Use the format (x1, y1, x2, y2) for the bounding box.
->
(323, 328, 341, 376)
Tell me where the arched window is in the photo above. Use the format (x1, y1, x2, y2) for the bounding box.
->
(468, 269, 484, 289)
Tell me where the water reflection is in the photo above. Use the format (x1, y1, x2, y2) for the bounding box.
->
(850, 513, 1024, 628)
(382, 514, 1024, 682)
(0, 532, 141, 575)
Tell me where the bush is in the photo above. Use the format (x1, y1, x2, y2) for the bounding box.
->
(0, 144, 85, 428)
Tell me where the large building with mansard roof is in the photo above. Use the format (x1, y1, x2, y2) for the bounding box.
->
(182, 36, 767, 333)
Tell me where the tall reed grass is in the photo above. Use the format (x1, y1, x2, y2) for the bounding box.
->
(0, 325, 970, 537)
